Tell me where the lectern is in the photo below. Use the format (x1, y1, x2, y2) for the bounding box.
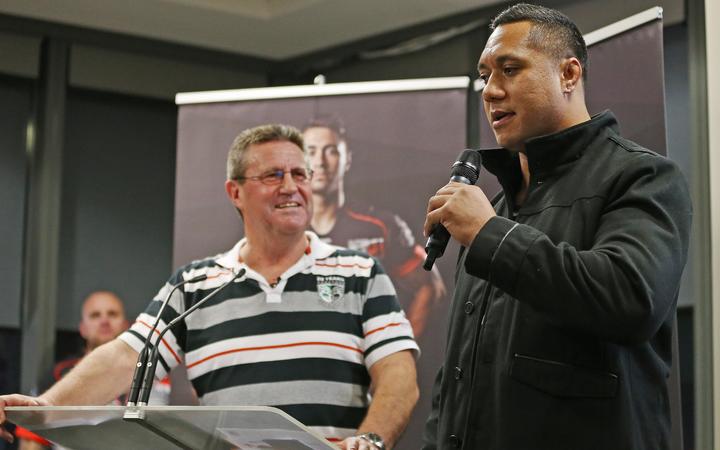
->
(6, 405, 337, 450)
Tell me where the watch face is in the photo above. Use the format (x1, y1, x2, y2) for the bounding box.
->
(362, 433, 385, 448)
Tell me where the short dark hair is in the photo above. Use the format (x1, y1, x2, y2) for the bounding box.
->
(490, 3, 588, 80)
(302, 115, 347, 141)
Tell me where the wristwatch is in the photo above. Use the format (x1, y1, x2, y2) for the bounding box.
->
(358, 432, 386, 449)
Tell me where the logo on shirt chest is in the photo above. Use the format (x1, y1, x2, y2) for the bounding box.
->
(316, 276, 346, 304)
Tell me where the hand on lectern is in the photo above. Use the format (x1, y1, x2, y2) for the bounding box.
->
(338, 435, 384, 450)
(0, 394, 51, 443)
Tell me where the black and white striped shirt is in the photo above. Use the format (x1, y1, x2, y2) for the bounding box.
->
(120, 232, 419, 441)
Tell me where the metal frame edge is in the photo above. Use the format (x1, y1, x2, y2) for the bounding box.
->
(584, 6, 664, 47)
(175, 76, 470, 105)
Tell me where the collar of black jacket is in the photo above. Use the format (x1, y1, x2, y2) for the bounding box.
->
(480, 110, 619, 183)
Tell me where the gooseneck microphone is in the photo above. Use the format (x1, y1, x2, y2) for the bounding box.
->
(126, 274, 208, 407)
(136, 268, 246, 406)
(423, 149, 482, 271)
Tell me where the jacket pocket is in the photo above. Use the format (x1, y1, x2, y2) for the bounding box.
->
(509, 353, 618, 398)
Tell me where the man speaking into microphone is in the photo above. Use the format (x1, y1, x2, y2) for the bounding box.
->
(0, 124, 419, 450)
(422, 4, 691, 450)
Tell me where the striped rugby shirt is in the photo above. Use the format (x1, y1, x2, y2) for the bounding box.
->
(119, 231, 419, 441)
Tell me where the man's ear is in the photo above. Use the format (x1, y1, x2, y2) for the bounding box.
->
(79, 321, 88, 339)
(225, 179, 241, 204)
(345, 150, 352, 172)
(226, 179, 246, 218)
(337, 140, 352, 173)
(560, 57, 583, 93)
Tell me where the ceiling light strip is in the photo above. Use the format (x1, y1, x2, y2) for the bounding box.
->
(175, 76, 470, 105)
(584, 6, 663, 47)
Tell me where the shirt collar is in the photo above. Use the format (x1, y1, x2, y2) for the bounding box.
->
(214, 231, 337, 270)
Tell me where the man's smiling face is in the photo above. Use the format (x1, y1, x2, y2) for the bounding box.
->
(228, 140, 313, 237)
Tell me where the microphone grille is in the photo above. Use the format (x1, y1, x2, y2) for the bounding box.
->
(451, 149, 481, 184)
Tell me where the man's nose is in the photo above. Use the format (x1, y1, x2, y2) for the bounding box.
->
(482, 75, 505, 102)
(279, 171, 298, 191)
(310, 150, 324, 167)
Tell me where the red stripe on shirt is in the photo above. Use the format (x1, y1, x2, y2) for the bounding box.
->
(186, 341, 363, 369)
(137, 319, 182, 364)
(365, 322, 402, 336)
(315, 262, 373, 269)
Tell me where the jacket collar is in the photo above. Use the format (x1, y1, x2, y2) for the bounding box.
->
(480, 110, 618, 186)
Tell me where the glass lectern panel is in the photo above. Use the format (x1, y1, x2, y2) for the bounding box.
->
(6, 406, 336, 450)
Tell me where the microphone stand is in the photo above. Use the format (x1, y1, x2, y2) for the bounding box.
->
(126, 274, 208, 407)
(124, 268, 246, 421)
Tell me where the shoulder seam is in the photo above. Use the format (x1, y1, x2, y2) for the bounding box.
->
(608, 135, 659, 158)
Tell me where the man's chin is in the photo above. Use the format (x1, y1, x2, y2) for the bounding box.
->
(313, 185, 341, 195)
(311, 180, 329, 191)
(494, 135, 522, 152)
(274, 217, 311, 233)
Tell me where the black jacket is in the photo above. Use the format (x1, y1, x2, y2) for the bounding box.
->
(423, 111, 692, 450)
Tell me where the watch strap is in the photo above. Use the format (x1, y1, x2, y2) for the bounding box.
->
(358, 432, 386, 450)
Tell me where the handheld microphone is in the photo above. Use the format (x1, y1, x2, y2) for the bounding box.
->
(136, 268, 246, 406)
(126, 274, 208, 406)
(423, 149, 482, 271)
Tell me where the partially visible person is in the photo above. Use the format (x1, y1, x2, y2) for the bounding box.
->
(303, 117, 446, 337)
(16, 291, 170, 450)
(422, 3, 692, 450)
(45, 291, 129, 391)
(1, 124, 418, 450)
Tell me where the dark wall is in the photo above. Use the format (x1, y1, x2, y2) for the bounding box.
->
(0, 328, 21, 394)
(0, 76, 29, 449)
(663, 23, 695, 450)
(0, 76, 179, 397)
(57, 88, 178, 328)
(0, 74, 31, 329)
(0, 328, 20, 449)
(665, 23, 694, 310)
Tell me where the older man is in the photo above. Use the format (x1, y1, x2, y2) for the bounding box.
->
(1, 124, 418, 450)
